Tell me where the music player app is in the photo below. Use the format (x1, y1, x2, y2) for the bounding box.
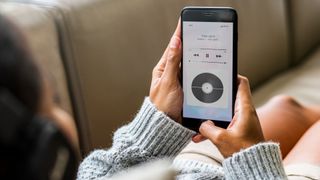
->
(183, 21, 233, 121)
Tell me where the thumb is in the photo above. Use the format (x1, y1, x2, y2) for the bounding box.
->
(163, 36, 181, 78)
(199, 121, 226, 144)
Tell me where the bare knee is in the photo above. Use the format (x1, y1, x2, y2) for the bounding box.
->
(261, 94, 311, 127)
(266, 95, 319, 128)
(268, 95, 302, 109)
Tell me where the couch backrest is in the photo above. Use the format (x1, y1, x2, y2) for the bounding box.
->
(289, 0, 320, 64)
(0, 2, 73, 114)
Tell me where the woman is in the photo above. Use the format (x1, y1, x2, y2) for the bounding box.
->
(77, 21, 320, 179)
(0, 15, 79, 178)
(1, 13, 319, 179)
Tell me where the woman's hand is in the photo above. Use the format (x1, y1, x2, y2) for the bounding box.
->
(195, 75, 265, 158)
(149, 21, 182, 123)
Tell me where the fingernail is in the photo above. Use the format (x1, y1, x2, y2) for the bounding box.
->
(192, 134, 200, 138)
(169, 36, 180, 49)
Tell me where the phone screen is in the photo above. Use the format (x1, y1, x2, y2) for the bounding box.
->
(182, 21, 234, 122)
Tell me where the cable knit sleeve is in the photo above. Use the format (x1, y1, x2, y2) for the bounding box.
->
(77, 97, 195, 179)
(223, 142, 288, 180)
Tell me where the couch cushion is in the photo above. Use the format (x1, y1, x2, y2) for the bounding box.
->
(290, 0, 320, 64)
(253, 46, 320, 107)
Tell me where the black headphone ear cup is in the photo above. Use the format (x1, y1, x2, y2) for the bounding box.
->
(25, 117, 77, 180)
(0, 89, 77, 179)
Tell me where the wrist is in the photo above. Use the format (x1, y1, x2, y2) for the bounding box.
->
(149, 96, 181, 122)
(243, 139, 265, 150)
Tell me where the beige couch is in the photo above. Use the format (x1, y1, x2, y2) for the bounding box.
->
(1, 0, 320, 156)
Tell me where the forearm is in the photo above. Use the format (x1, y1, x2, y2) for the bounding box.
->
(77, 97, 195, 179)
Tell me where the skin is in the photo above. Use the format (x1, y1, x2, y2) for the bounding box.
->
(256, 96, 320, 164)
(149, 19, 183, 123)
(38, 74, 79, 149)
(197, 76, 265, 158)
(149, 19, 320, 166)
(284, 120, 320, 165)
(257, 95, 320, 157)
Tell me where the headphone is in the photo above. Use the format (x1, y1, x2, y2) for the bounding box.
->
(0, 89, 77, 179)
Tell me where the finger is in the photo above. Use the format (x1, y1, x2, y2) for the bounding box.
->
(163, 36, 181, 78)
(236, 75, 253, 104)
(159, 19, 181, 65)
(233, 75, 259, 130)
(153, 37, 180, 81)
(192, 134, 207, 143)
(152, 52, 167, 81)
(199, 121, 226, 144)
(152, 19, 181, 80)
(152, 45, 170, 81)
(173, 18, 181, 38)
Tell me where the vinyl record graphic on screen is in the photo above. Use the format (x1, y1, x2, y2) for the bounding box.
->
(191, 73, 224, 103)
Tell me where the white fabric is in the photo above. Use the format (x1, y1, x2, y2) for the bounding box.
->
(175, 140, 224, 166)
(286, 163, 320, 180)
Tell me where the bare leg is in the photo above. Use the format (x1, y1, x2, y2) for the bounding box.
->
(256, 95, 320, 157)
(284, 120, 320, 165)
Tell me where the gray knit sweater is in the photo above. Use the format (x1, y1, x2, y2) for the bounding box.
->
(77, 98, 287, 180)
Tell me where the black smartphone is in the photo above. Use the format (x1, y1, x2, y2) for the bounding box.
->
(181, 7, 238, 131)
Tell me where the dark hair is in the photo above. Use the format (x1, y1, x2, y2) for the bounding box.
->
(0, 15, 42, 113)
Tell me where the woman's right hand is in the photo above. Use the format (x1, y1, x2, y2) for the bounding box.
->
(196, 76, 265, 158)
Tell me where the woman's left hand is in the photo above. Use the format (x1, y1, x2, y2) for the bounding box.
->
(149, 20, 183, 123)
(195, 76, 265, 158)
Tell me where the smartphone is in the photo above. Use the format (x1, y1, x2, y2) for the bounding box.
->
(181, 7, 237, 131)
